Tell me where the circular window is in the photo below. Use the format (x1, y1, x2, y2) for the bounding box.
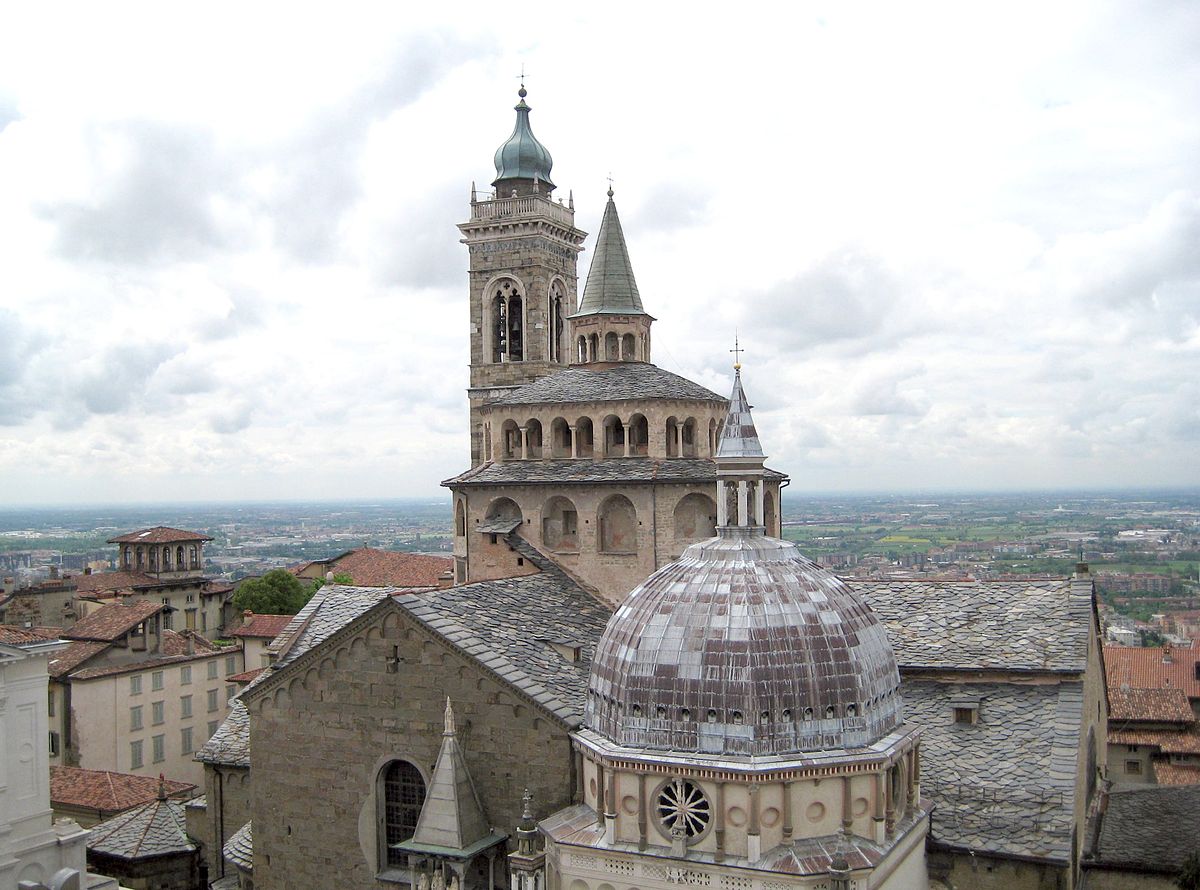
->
(655, 778, 711, 841)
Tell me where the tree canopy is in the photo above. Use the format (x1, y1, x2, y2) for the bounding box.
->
(232, 569, 314, 615)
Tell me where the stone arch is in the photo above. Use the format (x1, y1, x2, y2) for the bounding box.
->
(588, 333, 599, 363)
(379, 759, 427, 868)
(548, 278, 567, 363)
(764, 490, 777, 536)
(681, 416, 698, 457)
(485, 497, 522, 523)
(627, 413, 648, 456)
(577, 335, 587, 364)
(604, 331, 620, 361)
(674, 493, 717, 542)
(500, 419, 522, 460)
(602, 414, 625, 458)
(525, 418, 543, 459)
(665, 416, 680, 457)
(488, 277, 525, 363)
(708, 418, 718, 456)
(542, 495, 580, 552)
(621, 333, 636, 361)
(598, 494, 637, 553)
(550, 417, 572, 458)
(455, 499, 466, 536)
(575, 416, 595, 458)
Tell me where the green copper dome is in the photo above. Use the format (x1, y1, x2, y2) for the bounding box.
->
(492, 87, 555, 191)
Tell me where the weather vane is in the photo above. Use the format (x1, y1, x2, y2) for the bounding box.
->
(607, 172, 614, 196)
(730, 333, 744, 370)
(517, 63, 527, 88)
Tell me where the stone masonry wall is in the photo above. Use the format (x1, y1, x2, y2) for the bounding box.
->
(200, 764, 252, 883)
(248, 604, 576, 890)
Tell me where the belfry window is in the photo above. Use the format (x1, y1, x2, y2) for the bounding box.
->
(549, 284, 565, 363)
(382, 760, 426, 867)
(490, 280, 524, 362)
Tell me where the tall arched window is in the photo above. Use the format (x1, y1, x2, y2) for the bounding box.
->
(490, 279, 524, 363)
(549, 282, 565, 363)
(176, 546, 185, 569)
(383, 760, 426, 867)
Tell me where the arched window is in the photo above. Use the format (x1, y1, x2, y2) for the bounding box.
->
(382, 760, 426, 867)
(665, 416, 679, 458)
(575, 417, 594, 458)
(577, 335, 587, 364)
(588, 333, 599, 363)
(136, 547, 145, 569)
(500, 420, 522, 460)
(490, 279, 524, 363)
(681, 418, 697, 457)
(455, 500, 466, 536)
(549, 282, 565, 363)
(621, 333, 635, 361)
(627, 414, 648, 456)
(176, 546, 185, 569)
(602, 415, 625, 458)
(189, 546, 198, 569)
(550, 418, 573, 458)
(123, 547, 131, 569)
(604, 332, 619, 361)
(525, 419, 543, 459)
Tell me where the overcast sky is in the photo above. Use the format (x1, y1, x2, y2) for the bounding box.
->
(1, 2, 1197, 505)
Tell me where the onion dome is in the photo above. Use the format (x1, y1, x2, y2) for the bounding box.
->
(492, 85, 555, 192)
(584, 367, 902, 756)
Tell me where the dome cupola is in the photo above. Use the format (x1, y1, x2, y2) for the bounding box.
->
(585, 366, 903, 756)
(492, 85, 555, 195)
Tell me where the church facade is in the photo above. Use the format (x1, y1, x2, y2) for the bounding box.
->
(191, 86, 1107, 890)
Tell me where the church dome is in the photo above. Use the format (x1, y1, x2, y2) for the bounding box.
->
(492, 86, 554, 191)
(585, 534, 902, 755)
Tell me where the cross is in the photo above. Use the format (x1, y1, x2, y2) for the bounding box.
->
(730, 334, 744, 369)
(517, 63, 527, 87)
(606, 172, 615, 197)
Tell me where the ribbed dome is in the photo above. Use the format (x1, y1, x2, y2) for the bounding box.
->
(585, 532, 902, 756)
(492, 87, 554, 190)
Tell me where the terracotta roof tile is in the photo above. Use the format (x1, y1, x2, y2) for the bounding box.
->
(0, 625, 61, 645)
(1108, 723, 1200, 755)
(72, 571, 157, 594)
(48, 641, 109, 678)
(1108, 687, 1195, 723)
(69, 646, 230, 681)
(106, 526, 213, 544)
(229, 613, 294, 640)
(1103, 641, 1200, 700)
(1152, 762, 1200, 786)
(290, 547, 451, 588)
(51, 766, 194, 813)
(228, 667, 265, 684)
(64, 600, 163, 642)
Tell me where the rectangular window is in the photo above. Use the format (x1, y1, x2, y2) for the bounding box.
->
(152, 701, 164, 725)
(130, 675, 142, 695)
(49, 730, 60, 756)
(130, 705, 143, 731)
(152, 734, 165, 763)
(202, 611, 208, 632)
(186, 610, 196, 630)
(181, 694, 193, 718)
(953, 707, 978, 725)
(225, 655, 236, 675)
(151, 671, 164, 691)
(207, 661, 218, 680)
(181, 726, 194, 754)
(207, 689, 219, 712)
(130, 740, 143, 770)
(226, 684, 236, 702)
(208, 720, 220, 738)
(48, 690, 55, 718)
(1125, 760, 1143, 775)
(181, 665, 192, 685)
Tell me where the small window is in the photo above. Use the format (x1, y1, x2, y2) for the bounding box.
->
(152, 734, 165, 763)
(706, 709, 717, 723)
(130, 740, 144, 770)
(803, 707, 814, 721)
(207, 661, 218, 680)
(846, 704, 857, 717)
(49, 730, 60, 756)
(1125, 760, 1143, 775)
(225, 655, 237, 675)
(824, 705, 836, 719)
(151, 671, 164, 691)
(130, 675, 143, 695)
(181, 694, 193, 718)
(208, 720, 220, 738)
(181, 665, 192, 685)
(48, 691, 55, 718)
(731, 711, 744, 725)
(953, 707, 978, 725)
(181, 726, 194, 754)
(130, 705, 144, 731)
(759, 711, 770, 724)
(681, 708, 692, 721)
(226, 684, 236, 702)
(631, 704, 642, 717)
(152, 701, 164, 725)
(782, 709, 792, 721)
(207, 689, 219, 712)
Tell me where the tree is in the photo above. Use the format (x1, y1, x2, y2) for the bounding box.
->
(309, 572, 354, 594)
(233, 569, 313, 615)
(1177, 851, 1200, 890)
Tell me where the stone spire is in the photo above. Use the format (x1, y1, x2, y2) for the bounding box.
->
(408, 698, 492, 851)
(575, 191, 646, 316)
(716, 367, 764, 461)
(715, 360, 767, 530)
(492, 84, 555, 194)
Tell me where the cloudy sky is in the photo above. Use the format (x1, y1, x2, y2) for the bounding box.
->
(1, 2, 1197, 505)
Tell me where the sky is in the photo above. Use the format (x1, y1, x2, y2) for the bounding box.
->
(0, 2, 1197, 505)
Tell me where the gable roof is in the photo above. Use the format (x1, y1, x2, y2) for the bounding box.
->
(487, 363, 724, 407)
(1090, 784, 1200, 873)
(64, 600, 163, 642)
(48, 641, 109, 678)
(51, 766, 194, 813)
(851, 578, 1091, 673)
(0, 624, 61, 646)
(86, 796, 195, 859)
(1108, 686, 1195, 724)
(1104, 640, 1200, 700)
(291, 547, 452, 587)
(107, 527, 213, 544)
(229, 613, 294, 640)
(72, 571, 158, 594)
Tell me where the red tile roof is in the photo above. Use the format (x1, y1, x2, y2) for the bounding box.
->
(48, 641, 109, 678)
(229, 613, 293, 640)
(107, 527, 213, 544)
(63, 601, 163, 642)
(291, 547, 452, 588)
(0, 625, 61, 646)
(69, 647, 233, 681)
(1109, 723, 1200, 755)
(1153, 762, 1200, 786)
(51, 766, 194, 813)
(160, 629, 220, 656)
(1109, 687, 1196, 724)
(228, 667, 265, 684)
(1104, 641, 1200, 700)
(72, 571, 157, 594)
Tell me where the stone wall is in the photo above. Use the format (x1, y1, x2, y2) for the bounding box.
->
(928, 849, 1065, 890)
(246, 604, 577, 890)
(199, 764, 252, 882)
(86, 850, 198, 890)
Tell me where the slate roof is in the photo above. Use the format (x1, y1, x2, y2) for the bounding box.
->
(850, 578, 1090, 673)
(107, 527, 213, 544)
(224, 821, 253, 871)
(1090, 784, 1200, 872)
(574, 193, 645, 316)
(444, 457, 786, 488)
(394, 539, 611, 726)
(290, 547, 452, 587)
(905, 677, 1083, 862)
(64, 600, 164, 642)
(1108, 686, 1195, 724)
(1104, 640, 1200, 700)
(229, 613, 293, 640)
(714, 369, 764, 460)
(486, 363, 724, 407)
(51, 766, 194, 813)
(196, 699, 250, 767)
(86, 797, 195, 859)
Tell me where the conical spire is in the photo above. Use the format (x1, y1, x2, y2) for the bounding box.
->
(409, 698, 492, 851)
(575, 191, 646, 316)
(492, 85, 555, 191)
(716, 367, 765, 460)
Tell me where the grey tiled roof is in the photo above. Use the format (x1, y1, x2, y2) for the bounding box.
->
(487, 364, 724, 407)
(444, 457, 786, 487)
(224, 821, 253, 871)
(1090, 784, 1200, 872)
(394, 541, 611, 726)
(851, 578, 1090, 672)
(574, 194, 644, 316)
(714, 370, 764, 459)
(906, 678, 1083, 862)
(196, 699, 250, 767)
(86, 798, 195, 859)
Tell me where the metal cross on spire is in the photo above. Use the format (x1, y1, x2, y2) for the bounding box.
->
(730, 333, 744, 370)
(606, 171, 614, 197)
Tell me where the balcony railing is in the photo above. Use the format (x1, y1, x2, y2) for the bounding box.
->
(470, 194, 575, 226)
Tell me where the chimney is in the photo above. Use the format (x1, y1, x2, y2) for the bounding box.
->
(1163, 644, 1173, 665)
(84, 567, 92, 576)
(243, 609, 254, 627)
(186, 633, 194, 656)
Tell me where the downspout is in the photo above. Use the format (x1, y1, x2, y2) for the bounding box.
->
(651, 482, 660, 569)
(778, 478, 791, 537)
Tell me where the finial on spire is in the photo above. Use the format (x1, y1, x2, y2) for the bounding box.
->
(517, 63, 528, 99)
(443, 696, 456, 735)
(730, 333, 744, 371)
(522, 788, 534, 821)
(606, 172, 614, 198)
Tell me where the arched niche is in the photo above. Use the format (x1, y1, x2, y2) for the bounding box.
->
(550, 417, 572, 458)
(542, 496, 580, 552)
(575, 417, 595, 458)
(598, 494, 637, 554)
(500, 419, 522, 460)
(764, 490, 777, 536)
(674, 493, 717, 542)
(455, 500, 466, 536)
(602, 414, 625, 458)
(485, 497, 523, 523)
(525, 418, 543, 459)
(604, 331, 619, 361)
(621, 333, 635, 361)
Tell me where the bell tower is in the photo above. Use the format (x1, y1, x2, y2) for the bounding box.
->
(458, 85, 587, 466)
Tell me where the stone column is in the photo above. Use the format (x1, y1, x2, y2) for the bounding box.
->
(747, 783, 761, 863)
(842, 776, 853, 832)
(520, 427, 529, 460)
(622, 423, 630, 457)
(873, 772, 885, 844)
(570, 426, 578, 459)
(637, 773, 648, 851)
(714, 782, 726, 862)
(737, 480, 749, 526)
(781, 781, 794, 845)
(754, 481, 765, 526)
(716, 482, 729, 526)
(595, 763, 606, 829)
(885, 767, 896, 837)
(605, 770, 617, 845)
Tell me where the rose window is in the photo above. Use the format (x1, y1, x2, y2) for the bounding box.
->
(656, 778, 711, 839)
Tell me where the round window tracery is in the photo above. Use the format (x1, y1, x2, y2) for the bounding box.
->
(655, 778, 711, 841)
